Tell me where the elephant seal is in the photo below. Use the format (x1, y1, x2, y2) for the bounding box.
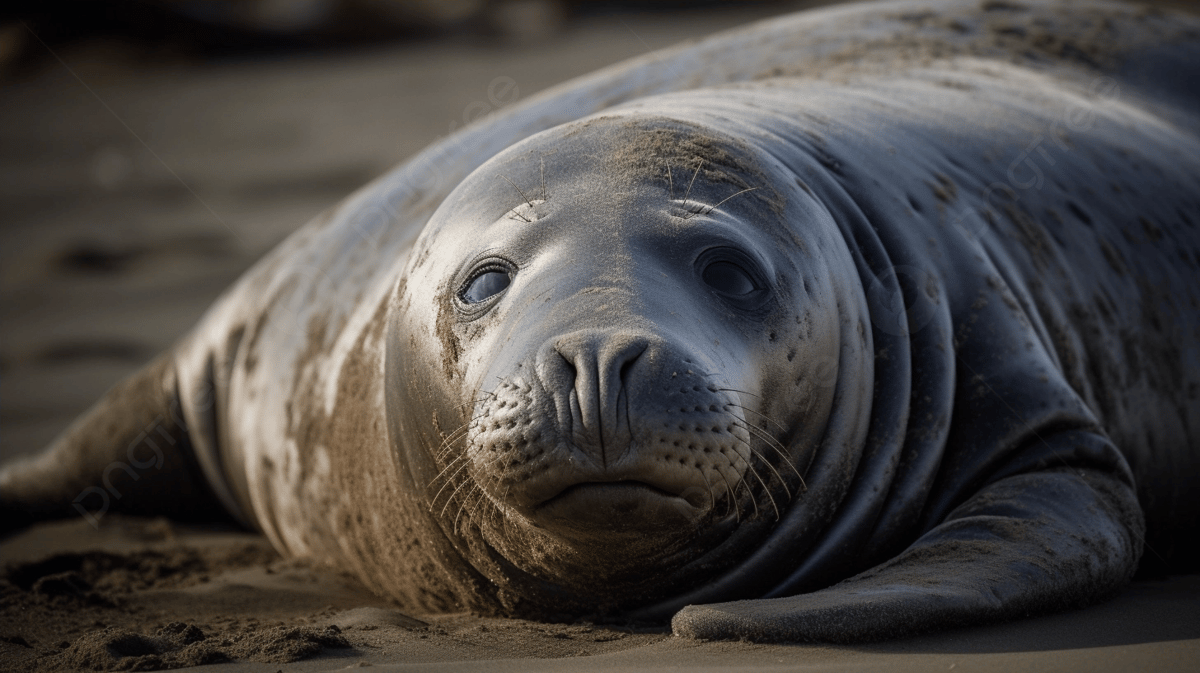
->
(3, 0, 1199, 643)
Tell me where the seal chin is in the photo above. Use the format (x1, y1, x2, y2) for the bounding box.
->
(531, 481, 707, 538)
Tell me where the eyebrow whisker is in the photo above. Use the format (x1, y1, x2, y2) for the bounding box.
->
(500, 174, 536, 209)
(682, 159, 704, 204)
(701, 187, 759, 215)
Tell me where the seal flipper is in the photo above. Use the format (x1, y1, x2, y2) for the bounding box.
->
(0, 353, 238, 535)
(671, 430, 1143, 643)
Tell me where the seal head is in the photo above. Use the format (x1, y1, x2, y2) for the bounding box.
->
(386, 114, 869, 612)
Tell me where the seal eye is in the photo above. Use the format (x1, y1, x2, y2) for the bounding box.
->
(703, 261, 757, 297)
(462, 270, 511, 304)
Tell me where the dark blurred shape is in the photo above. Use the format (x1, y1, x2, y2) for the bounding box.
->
(37, 339, 152, 365)
(0, 0, 784, 72)
(3, 0, 465, 59)
(166, 0, 492, 35)
(57, 240, 144, 274)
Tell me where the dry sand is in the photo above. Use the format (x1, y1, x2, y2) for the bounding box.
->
(1, 1, 1197, 670)
(1, 516, 1197, 671)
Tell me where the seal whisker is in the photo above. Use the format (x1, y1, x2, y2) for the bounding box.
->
(480, 493, 505, 533)
(739, 473, 760, 518)
(428, 447, 468, 486)
(676, 160, 709, 220)
(664, 163, 675, 201)
(733, 425, 793, 501)
(433, 404, 496, 463)
(725, 402, 788, 433)
(697, 464, 718, 510)
(452, 393, 497, 414)
(473, 478, 503, 516)
(725, 450, 760, 519)
(682, 159, 704, 205)
(427, 466, 466, 514)
(438, 460, 484, 519)
(540, 158, 547, 202)
(429, 451, 490, 514)
(711, 461, 740, 521)
(750, 447, 789, 512)
(711, 386, 765, 402)
(498, 174, 535, 222)
(449, 484, 474, 534)
(444, 443, 508, 496)
(448, 449, 522, 527)
(500, 174, 537, 209)
(458, 465, 501, 515)
(489, 484, 515, 537)
(453, 483, 488, 535)
(740, 451, 779, 520)
(432, 422, 472, 463)
(700, 187, 759, 216)
(432, 416, 490, 465)
(732, 417, 805, 490)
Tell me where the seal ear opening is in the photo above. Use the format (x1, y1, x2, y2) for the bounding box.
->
(0, 353, 240, 536)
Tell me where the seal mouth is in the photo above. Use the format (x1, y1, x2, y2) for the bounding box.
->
(532, 481, 707, 535)
(539, 481, 682, 507)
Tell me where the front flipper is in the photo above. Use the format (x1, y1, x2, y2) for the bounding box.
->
(673, 431, 1143, 643)
(0, 353, 236, 535)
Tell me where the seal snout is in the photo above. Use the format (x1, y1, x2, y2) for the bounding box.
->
(461, 324, 776, 542)
(541, 330, 648, 467)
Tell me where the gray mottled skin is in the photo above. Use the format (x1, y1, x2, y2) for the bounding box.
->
(2, 0, 1198, 643)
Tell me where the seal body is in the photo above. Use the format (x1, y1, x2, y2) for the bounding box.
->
(3, 0, 1198, 642)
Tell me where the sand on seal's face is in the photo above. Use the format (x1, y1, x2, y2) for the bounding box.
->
(385, 114, 835, 613)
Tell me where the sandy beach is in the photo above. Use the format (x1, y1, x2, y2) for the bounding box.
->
(1, 1, 1198, 670)
(1, 516, 1197, 671)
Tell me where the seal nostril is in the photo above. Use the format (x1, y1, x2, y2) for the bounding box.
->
(557, 350, 578, 378)
(549, 332, 651, 468)
(617, 343, 646, 389)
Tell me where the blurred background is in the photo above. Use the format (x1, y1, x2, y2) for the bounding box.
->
(0, 0, 1190, 465)
(0, 0, 844, 465)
